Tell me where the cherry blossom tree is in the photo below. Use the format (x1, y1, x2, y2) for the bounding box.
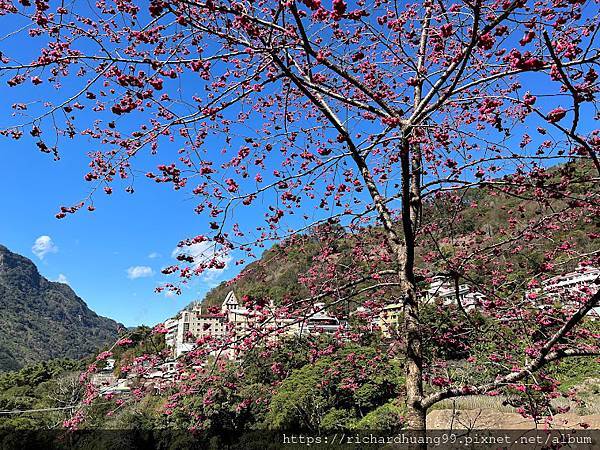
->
(1, 0, 599, 433)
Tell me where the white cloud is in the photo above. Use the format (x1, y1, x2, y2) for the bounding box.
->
(56, 274, 69, 284)
(32, 235, 58, 260)
(171, 242, 232, 280)
(126, 266, 155, 279)
(148, 252, 161, 259)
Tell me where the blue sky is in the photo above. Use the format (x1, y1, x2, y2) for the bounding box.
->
(0, 11, 258, 328)
(0, 136, 240, 327)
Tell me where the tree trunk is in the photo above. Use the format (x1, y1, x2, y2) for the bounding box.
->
(402, 281, 426, 432)
(399, 133, 426, 445)
(401, 282, 428, 450)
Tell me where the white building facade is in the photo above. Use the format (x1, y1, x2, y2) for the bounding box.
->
(165, 291, 344, 357)
(537, 265, 600, 318)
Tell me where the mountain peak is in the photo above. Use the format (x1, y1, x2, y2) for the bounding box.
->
(0, 244, 121, 371)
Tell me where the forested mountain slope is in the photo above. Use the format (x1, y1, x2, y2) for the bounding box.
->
(0, 245, 121, 371)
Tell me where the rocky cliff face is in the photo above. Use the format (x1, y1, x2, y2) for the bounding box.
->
(0, 244, 121, 371)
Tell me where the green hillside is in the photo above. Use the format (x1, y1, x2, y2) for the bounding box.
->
(199, 161, 599, 309)
(0, 245, 122, 371)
